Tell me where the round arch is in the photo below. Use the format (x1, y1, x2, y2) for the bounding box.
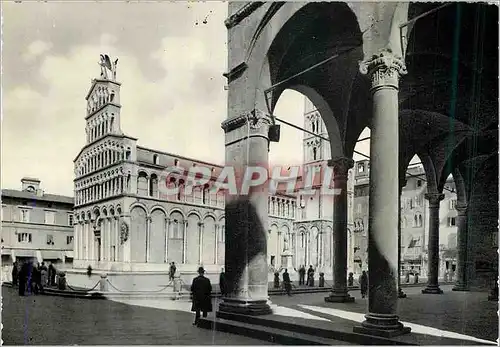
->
(150, 205, 168, 216)
(130, 205, 147, 263)
(168, 208, 186, 220)
(202, 214, 217, 265)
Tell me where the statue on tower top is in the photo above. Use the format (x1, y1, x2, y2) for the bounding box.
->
(98, 54, 118, 81)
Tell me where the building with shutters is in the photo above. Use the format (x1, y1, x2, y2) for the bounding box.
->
(1, 178, 74, 281)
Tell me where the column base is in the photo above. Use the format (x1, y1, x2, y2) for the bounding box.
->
(452, 284, 470, 292)
(398, 288, 407, 298)
(325, 290, 355, 303)
(218, 297, 272, 316)
(353, 313, 411, 338)
(422, 285, 443, 294)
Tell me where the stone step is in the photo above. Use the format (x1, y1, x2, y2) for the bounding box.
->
(197, 316, 353, 345)
(211, 311, 417, 346)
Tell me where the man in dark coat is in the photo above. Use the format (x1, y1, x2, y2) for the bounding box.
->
(219, 267, 227, 296)
(19, 261, 31, 296)
(282, 269, 292, 296)
(12, 261, 19, 286)
(191, 266, 212, 325)
(298, 265, 306, 286)
(18, 260, 27, 296)
(359, 270, 368, 298)
(48, 263, 56, 286)
(307, 265, 315, 287)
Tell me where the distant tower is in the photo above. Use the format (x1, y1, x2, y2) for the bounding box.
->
(84, 57, 122, 144)
(302, 98, 330, 166)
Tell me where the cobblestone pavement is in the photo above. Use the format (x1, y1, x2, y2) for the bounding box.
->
(2, 287, 272, 345)
(271, 285, 499, 343)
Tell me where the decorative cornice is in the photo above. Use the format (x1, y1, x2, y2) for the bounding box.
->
(223, 62, 248, 83)
(221, 109, 272, 133)
(359, 49, 407, 91)
(224, 2, 265, 29)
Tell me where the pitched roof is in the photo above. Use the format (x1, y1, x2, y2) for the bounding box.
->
(1, 189, 74, 205)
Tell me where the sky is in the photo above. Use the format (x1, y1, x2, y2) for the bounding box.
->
(1, 2, 378, 197)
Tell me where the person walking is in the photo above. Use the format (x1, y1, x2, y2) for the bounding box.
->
(191, 266, 212, 325)
(282, 269, 292, 296)
(219, 267, 227, 296)
(169, 262, 177, 282)
(359, 270, 368, 299)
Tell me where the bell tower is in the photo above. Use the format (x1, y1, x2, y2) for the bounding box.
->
(84, 54, 122, 144)
(302, 98, 330, 166)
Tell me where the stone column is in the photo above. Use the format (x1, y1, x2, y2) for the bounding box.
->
(146, 216, 152, 263)
(218, 109, 272, 316)
(354, 51, 410, 337)
(182, 220, 188, 264)
(325, 157, 355, 303)
(422, 193, 445, 294)
(398, 179, 407, 298)
(198, 222, 204, 264)
(84, 221, 89, 260)
(165, 218, 170, 263)
(113, 216, 119, 262)
(215, 224, 219, 264)
(453, 203, 469, 291)
(74, 222, 79, 260)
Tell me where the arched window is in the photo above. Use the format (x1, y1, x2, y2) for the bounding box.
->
(316, 119, 320, 133)
(137, 172, 148, 196)
(418, 214, 423, 227)
(202, 184, 209, 204)
(149, 174, 158, 197)
(312, 121, 316, 133)
(301, 233, 305, 248)
(177, 180, 184, 201)
(312, 147, 317, 160)
(125, 148, 131, 161)
(153, 154, 159, 165)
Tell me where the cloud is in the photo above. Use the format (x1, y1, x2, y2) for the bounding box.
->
(22, 40, 53, 62)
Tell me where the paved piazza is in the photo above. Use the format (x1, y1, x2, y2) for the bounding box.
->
(1, 287, 271, 345)
(3, 285, 497, 345)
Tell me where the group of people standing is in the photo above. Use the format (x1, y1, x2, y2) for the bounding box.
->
(297, 265, 316, 286)
(12, 260, 57, 296)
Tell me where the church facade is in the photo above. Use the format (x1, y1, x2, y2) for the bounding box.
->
(70, 61, 355, 286)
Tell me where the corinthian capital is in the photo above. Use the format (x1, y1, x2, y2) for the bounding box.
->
(359, 50, 407, 90)
(248, 109, 273, 130)
(425, 192, 445, 207)
(328, 157, 354, 180)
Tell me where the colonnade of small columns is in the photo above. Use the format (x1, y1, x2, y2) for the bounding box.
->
(76, 175, 125, 206)
(87, 86, 115, 114)
(74, 213, 226, 266)
(268, 196, 296, 218)
(136, 173, 226, 208)
(77, 145, 125, 176)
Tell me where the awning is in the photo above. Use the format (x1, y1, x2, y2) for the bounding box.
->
(40, 251, 63, 260)
(64, 251, 74, 259)
(14, 249, 37, 258)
